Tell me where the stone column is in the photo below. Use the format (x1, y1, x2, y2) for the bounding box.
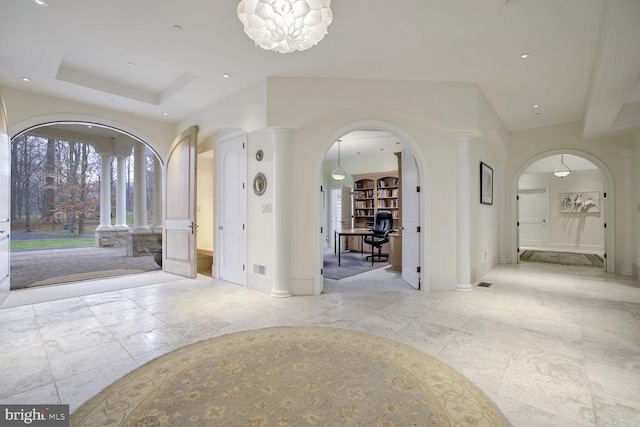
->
(114, 155, 129, 231)
(455, 132, 473, 292)
(132, 142, 150, 232)
(271, 128, 292, 298)
(152, 156, 163, 232)
(96, 153, 113, 231)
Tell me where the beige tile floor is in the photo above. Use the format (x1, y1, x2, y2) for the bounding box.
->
(1, 262, 640, 426)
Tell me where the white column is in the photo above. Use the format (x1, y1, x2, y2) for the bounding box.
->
(152, 156, 163, 232)
(496, 162, 509, 264)
(622, 151, 632, 275)
(96, 153, 113, 231)
(114, 155, 129, 231)
(132, 142, 150, 232)
(271, 128, 292, 298)
(455, 132, 473, 292)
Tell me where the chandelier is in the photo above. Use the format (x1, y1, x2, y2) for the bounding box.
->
(237, 0, 333, 53)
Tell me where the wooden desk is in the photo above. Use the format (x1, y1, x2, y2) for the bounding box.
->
(334, 228, 373, 266)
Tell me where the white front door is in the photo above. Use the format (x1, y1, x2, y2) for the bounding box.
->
(518, 188, 549, 249)
(164, 126, 198, 278)
(217, 133, 247, 286)
(402, 150, 420, 289)
(0, 97, 10, 300)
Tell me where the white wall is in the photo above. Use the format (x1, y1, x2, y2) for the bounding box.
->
(196, 153, 215, 252)
(3, 78, 513, 295)
(520, 170, 604, 252)
(471, 138, 500, 281)
(246, 129, 275, 293)
(1, 86, 175, 159)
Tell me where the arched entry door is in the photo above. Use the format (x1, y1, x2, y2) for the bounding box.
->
(164, 126, 198, 278)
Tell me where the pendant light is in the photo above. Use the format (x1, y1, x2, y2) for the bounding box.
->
(331, 139, 346, 181)
(554, 154, 571, 178)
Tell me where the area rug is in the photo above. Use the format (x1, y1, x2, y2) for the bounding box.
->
(71, 327, 510, 427)
(323, 252, 388, 280)
(520, 250, 604, 268)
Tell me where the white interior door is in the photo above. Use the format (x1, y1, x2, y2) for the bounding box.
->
(519, 188, 548, 249)
(164, 126, 198, 278)
(402, 150, 420, 289)
(0, 97, 10, 299)
(217, 133, 247, 286)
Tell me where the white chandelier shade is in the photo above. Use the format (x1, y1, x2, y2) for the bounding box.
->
(554, 155, 571, 178)
(331, 139, 346, 181)
(237, 0, 333, 53)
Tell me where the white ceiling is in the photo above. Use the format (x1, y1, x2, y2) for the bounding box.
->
(2, 0, 640, 139)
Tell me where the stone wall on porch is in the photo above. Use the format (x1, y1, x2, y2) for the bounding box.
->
(95, 230, 162, 257)
(95, 230, 129, 248)
(127, 231, 162, 257)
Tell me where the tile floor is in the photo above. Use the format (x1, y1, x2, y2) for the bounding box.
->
(1, 262, 640, 426)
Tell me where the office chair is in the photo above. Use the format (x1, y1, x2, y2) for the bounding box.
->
(364, 210, 394, 265)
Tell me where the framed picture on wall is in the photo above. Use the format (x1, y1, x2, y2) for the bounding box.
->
(560, 191, 600, 213)
(480, 162, 493, 205)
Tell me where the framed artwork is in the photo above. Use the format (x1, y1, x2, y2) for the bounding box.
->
(480, 162, 493, 205)
(560, 191, 600, 213)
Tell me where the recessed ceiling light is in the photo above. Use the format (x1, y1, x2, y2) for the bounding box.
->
(172, 25, 183, 32)
(87, 125, 93, 128)
(128, 62, 136, 68)
(108, 98, 116, 103)
(533, 104, 540, 108)
(535, 112, 542, 116)
(380, 148, 384, 151)
(162, 112, 169, 116)
(20, 76, 31, 82)
(519, 53, 530, 59)
(223, 73, 231, 78)
(32, 0, 48, 7)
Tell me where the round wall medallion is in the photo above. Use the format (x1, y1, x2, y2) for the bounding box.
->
(256, 149, 264, 161)
(253, 172, 267, 196)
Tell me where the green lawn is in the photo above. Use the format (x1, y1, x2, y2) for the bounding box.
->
(11, 238, 95, 251)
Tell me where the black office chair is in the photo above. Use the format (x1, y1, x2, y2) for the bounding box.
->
(364, 210, 394, 265)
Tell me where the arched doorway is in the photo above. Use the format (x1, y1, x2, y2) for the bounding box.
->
(317, 124, 427, 294)
(8, 121, 164, 290)
(511, 149, 615, 272)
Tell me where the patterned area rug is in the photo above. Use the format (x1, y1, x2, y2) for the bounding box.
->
(520, 250, 604, 268)
(323, 252, 388, 280)
(71, 327, 510, 427)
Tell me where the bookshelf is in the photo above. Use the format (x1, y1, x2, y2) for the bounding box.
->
(351, 171, 399, 251)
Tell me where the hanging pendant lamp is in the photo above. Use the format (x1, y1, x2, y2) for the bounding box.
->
(554, 154, 571, 178)
(331, 139, 346, 181)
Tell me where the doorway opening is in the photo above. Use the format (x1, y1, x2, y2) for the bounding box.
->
(321, 129, 421, 292)
(9, 122, 163, 290)
(516, 153, 608, 270)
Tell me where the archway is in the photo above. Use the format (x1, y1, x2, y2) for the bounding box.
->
(314, 120, 429, 294)
(8, 120, 165, 290)
(510, 149, 615, 273)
